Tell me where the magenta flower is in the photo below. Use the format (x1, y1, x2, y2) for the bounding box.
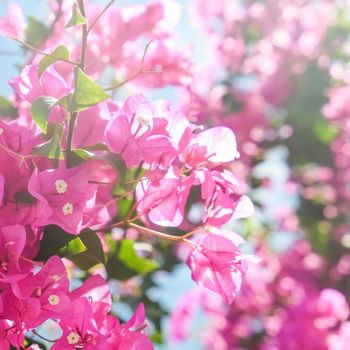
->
(28, 165, 92, 233)
(11, 255, 71, 328)
(0, 225, 31, 284)
(186, 229, 250, 303)
(182, 126, 238, 168)
(198, 169, 254, 226)
(105, 94, 176, 168)
(0, 2, 26, 39)
(136, 166, 194, 227)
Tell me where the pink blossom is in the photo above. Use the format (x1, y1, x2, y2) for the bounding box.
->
(0, 2, 26, 39)
(0, 225, 31, 284)
(28, 165, 92, 233)
(182, 126, 238, 168)
(186, 229, 250, 303)
(10, 255, 71, 328)
(105, 94, 176, 168)
(136, 167, 193, 227)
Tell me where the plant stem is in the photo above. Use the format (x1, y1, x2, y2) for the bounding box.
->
(104, 41, 166, 92)
(87, 0, 117, 35)
(32, 329, 60, 343)
(77, 0, 88, 70)
(8, 36, 78, 65)
(66, 0, 89, 167)
(128, 222, 196, 243)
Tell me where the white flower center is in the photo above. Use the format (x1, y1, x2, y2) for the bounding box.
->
(62, 202, 73, 215)
(48, 294, 60, 306)
(52, 274, 61, 282)
(55, 179, 68, 194)
(67, 331, 80, 345)
(137, 116, 150, 126)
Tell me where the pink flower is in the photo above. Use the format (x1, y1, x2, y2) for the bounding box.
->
(197, 169, 254, 226)
(11, 255, 71, 328)
(70, 274, 112, 321)
(105, 94, 176, 168)
(0, 2, 26, 39)
(136, 167, 194, 227)
(103, 303, 154, 350)
(182, 126, 238, 168)
(28, 165, 92, 234)
(73, 102, 117, 149)
(0, 225, 32, 284)
(51, 297, 104, 350)
(186, 229, 250, 303)
(9, 65, 71, 124)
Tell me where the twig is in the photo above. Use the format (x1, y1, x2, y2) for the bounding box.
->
(87, 0, 117, 35)
(128, 222, 197, 243)
(104, 41, 166, 92)
(66, 0, 89, 167)
(7, 36, 78, 65)
(77, 0, 88, 70)
(32, 329, 61, 343)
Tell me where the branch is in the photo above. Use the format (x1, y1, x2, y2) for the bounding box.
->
(32, 329, 61, 343)
(77, 0, 88, 70)
(104, 41, 166, 92)
(7, 36, 78, 65)
(128, 222, 197, 243)
(87, 0, 117, 35)
(66, 0, 89, 167)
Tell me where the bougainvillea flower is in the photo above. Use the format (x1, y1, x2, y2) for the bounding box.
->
(0, 225, 31, 284)
(105, 94, 176, 168)
(28, 165, 92, 233)
(11, 255, 71, 328)
(197, 169, 254, 226)
(0, 2, 26, 39)
(136, 167, 194, 227)
(182, 126, 238, 168)
(186, 230, 250, 303)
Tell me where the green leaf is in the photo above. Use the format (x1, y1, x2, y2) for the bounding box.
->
(66, 3, 88, 28)
(58, 237, 86, 257)
(30, 96, 58, 133)
(69, 67, 110, 112)
(39, 45, 71, 78)
(118, 239, 159, 274)
(33, 124, 64, 159)
(35, 225, 87, 262)
(14, 190, 36, 204)
(106, 238, 158, 281)
(68, 230, 105, 270)
(0, 96, 17, 118)
(313, 118, 339, 145)
(25, 16, 49, 47)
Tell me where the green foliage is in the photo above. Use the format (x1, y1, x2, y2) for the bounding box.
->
(35, 226, 105, 270)
(106, 239, 159, 281)
(68, 148, 94, 167)
(14, 190, 36, 204)
(66, 3, 88, 28)
(0, 96, 17, 118)
(36, 225, 86, 261)
(285, 64, 332, 166)
(313, 118, 339, 145)
(33, 124, 64, 159)
(119, 240, 159, 273)
(58, 68, 110, 112)
(38, 45, 71, 78)
(30, 96, 58, 133)
(69, 230, 106, 270)
(25, 16, 49, 47)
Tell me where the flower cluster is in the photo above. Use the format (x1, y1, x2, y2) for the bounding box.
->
(0, 0, 258, 347)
